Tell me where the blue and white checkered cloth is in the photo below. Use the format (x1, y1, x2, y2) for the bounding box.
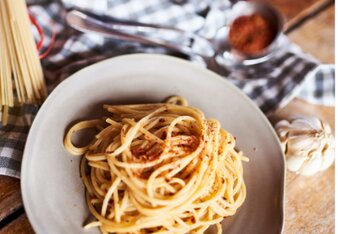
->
(0, 0, 335, 177)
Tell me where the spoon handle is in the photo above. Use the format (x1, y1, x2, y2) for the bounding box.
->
(66, 10, 214, 58)
(72, 9, 188, 33)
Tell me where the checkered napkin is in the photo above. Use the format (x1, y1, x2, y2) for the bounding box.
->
(0, 0, 335, 178)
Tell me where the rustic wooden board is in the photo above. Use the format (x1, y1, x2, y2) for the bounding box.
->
(0, 214, 34, 234)
(0, 176, 22, 222)
(257, 0, 321, 20)
(254, 0, 333, 31)
(288, 5, 334, 63)
(284, 166, 334, 233)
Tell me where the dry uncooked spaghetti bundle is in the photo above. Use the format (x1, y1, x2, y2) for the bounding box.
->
(64, 96, 247, 234)
(0, 0, 47, 125)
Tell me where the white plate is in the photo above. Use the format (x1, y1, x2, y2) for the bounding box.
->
(21, 54, 285, 234)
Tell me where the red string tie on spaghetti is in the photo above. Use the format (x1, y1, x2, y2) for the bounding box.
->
(29, 11, 56, 59)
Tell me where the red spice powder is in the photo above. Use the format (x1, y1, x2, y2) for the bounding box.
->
(229, 13, 275, 55)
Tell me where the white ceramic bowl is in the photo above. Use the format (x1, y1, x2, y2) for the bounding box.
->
(21, 54, 285, 234)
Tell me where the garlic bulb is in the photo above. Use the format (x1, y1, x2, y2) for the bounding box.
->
(275, 115, 335, 176)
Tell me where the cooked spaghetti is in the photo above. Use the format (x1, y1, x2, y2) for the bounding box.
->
(64, 96, 247, 234)
(0, 0, 47, 125)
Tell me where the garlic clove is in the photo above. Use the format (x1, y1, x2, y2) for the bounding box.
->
(286, 154, 307, 172)
(320, 146, 335, 172)
(299, 151, 322, 176)
(290, 115, 322, 130)
(277, 129, 289, 139)
(287, 136, 319, 152)
(275, 122, 291, 137)
(275, 120, 291, 129)
(323, 122, 333, 135)
(291, 119, 313, 130)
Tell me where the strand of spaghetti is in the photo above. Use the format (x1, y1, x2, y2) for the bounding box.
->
(84, 221, 102, 230)
(64, 119, 102, 155)
(0, 1, 9, 106)
(0, 15, 6, 107)
(80, 157, 95, 196)
(165, 95, 188, 106)
(3, 19, 13, 107)
(101, 177, 121, 216)
(2, 106, 9, 126)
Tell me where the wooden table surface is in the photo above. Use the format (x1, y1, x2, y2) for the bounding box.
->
(0, 1, 335, 233)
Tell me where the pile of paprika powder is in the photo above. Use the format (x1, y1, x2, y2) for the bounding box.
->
(229, 13, 276, 56)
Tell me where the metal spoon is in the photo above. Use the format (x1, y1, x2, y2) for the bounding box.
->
(66, 10, 215, 59)
(66, 2, 284, 67)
